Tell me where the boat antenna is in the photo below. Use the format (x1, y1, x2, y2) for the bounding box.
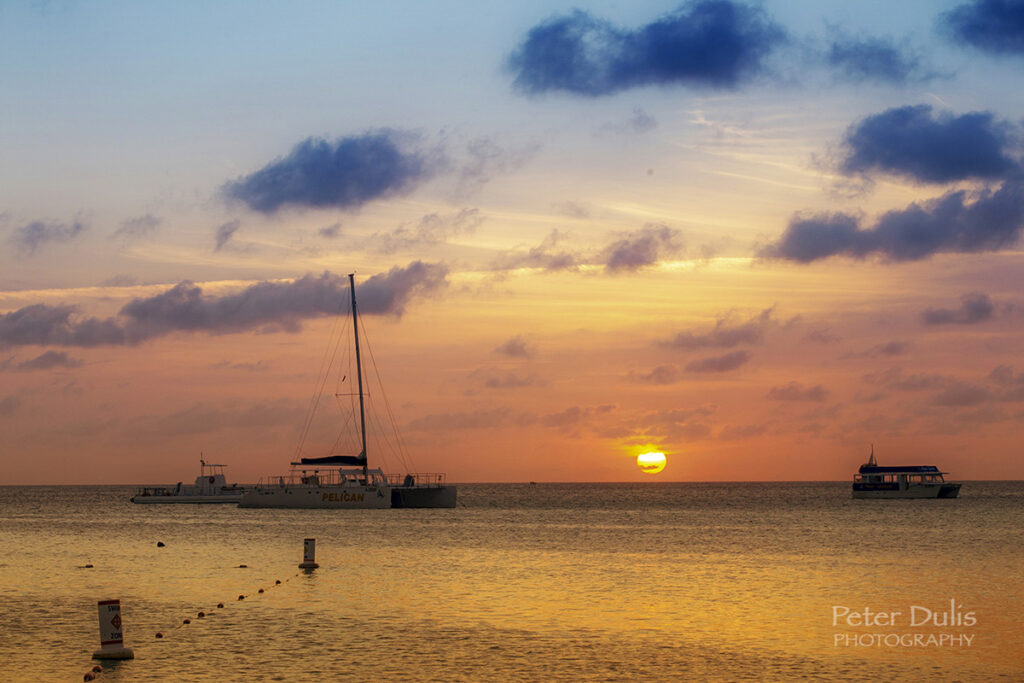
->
(349, 273, 368, 480)
(868, 444, 876, 467)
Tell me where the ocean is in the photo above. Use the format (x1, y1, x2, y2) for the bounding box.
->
(0, 482, 1021, 681)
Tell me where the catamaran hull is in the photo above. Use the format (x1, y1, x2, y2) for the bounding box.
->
(391, 485, 457, 508)
(131, 494, 243, 504)
(852, 483, 961, 499)
(238, 486, 390, 509)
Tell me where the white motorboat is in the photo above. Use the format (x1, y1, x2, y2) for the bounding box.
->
(239, 273, 456, 509)
(131, 460, 246, 504)
(851, 446, 961, 499)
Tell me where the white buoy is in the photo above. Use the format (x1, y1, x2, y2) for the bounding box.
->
(92, 599, 134, 660)
(299, 538, 319, 570)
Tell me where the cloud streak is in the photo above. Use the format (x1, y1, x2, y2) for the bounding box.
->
(0, 262, 448, 348)
(507, 1, 785, 96)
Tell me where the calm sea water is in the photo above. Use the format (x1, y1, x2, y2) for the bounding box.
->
(0, 482, 1021, 681)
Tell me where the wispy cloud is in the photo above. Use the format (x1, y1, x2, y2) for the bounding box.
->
(767, 381, 829, 402)
(922, 292, 995, 325)
(825, 30, 932, 85)
(684, 350, 750, 372)
(4, 350, 84, 371)
(8, 219, 86, 255)
(367, 208, 484, 254)
(493, 224, 683, 274)
(662, 307, 774, 350)
(111, 214, 161, 243)
(494, 335, 533, 358)
(213, 219, 242, 252)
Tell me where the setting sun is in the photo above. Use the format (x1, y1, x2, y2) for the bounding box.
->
(637, 451, 667, 475)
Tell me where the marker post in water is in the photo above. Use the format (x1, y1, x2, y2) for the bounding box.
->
(299, 538, 319, 570)
(92, 599, 134, 660)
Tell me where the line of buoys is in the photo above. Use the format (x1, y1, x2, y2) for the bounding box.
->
(82, 664, 102, 680)
(104, 539, 320, 653)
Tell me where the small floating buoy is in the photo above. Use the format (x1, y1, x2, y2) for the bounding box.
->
(183, 618, 191, 625)
(155, 632, 163, 639)
(217, 603, 224, 609)
(83, 672, 95, 681)
(197, 611, 205, 618)
(237, 564, 247, 568)
(156, 541, 165, 547)
(91, 665, 102, 673)
(258, 588, 264, 594)
(275, 580, 281, 585)
(237, 595, 245, 601)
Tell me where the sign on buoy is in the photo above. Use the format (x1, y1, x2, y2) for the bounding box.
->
(92, 599, 134, 660)
(299, 538, 319, 570)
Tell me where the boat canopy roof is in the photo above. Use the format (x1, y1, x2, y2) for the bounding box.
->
(858, 464, 942, 474)
(294, 454, 366, 466)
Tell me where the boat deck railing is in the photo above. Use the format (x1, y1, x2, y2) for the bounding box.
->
(252, 471, 447, 488)
(254, 470, 380, 489)
(385, 472, 447, 487)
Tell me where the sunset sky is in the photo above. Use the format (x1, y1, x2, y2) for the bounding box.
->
(2, 0, 1024, 484)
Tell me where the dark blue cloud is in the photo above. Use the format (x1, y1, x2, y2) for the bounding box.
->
(827, 34, 928, 84)
(940, 0, 1024, 56)
(224, 131, 431, 213)
(840, 105, 1019, 183)
(507, 1, 785, 96)
(761, 181, 1024, 262)
(0, 263, 448, 347)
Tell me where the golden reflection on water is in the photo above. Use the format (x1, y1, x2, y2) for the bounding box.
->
(0, 483, 1021, 681)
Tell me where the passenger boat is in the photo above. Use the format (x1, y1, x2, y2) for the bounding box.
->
(131, 460, 246, 504)
(852, 447, 961, 499)
(238, 273, 456, 509)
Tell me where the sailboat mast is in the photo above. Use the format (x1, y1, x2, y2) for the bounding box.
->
(349, 273, 368, 479)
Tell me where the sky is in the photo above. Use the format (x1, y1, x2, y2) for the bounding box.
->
(2, 0, 1024, 484)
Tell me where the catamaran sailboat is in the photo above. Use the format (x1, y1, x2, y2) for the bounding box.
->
(238, 274, 456, 509)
